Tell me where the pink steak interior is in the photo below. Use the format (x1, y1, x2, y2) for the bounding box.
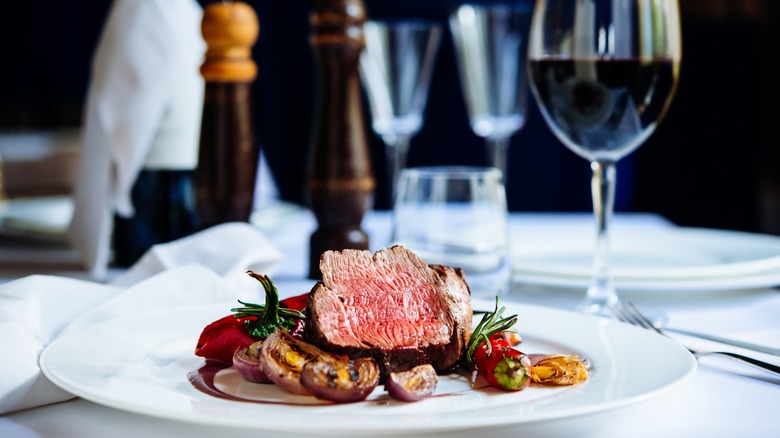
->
(316, 248, 452, 350)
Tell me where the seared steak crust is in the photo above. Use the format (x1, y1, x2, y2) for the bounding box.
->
(428, 264, 473, 371)
(306, 246, 472, 377)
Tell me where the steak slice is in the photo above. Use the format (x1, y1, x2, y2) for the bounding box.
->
(306, 246, 472, 378)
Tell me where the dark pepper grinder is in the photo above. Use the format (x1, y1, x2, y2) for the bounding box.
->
(195, 1, 259, 229)
(307, 0, 375, 279)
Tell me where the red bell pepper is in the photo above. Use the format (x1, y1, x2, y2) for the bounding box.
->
(194, 314, 256, 363)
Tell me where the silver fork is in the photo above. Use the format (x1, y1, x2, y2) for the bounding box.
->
(609, 302, 780, 377)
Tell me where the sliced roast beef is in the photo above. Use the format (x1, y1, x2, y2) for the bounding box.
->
(306, 246, 472, 378)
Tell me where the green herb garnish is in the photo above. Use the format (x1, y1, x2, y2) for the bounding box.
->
(231, 271, 306, 339)
(464, 296, 518, 366)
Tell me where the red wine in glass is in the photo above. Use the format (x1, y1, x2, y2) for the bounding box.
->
(527, 0, 682, 317)
(529, 58, 677, 160)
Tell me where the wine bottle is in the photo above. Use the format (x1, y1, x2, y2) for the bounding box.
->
(112, 170, 198, 267)
(111, 103, 203, 266)
(111, 8, 205, 267)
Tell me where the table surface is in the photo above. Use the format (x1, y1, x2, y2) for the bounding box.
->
(2, 210, 779, 438)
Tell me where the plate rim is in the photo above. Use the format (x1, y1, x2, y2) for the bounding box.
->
(512, 270, 780, 293)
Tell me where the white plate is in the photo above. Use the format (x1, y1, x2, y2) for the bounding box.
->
(40, 299, 695, 434)
(512, 226, 780, 291)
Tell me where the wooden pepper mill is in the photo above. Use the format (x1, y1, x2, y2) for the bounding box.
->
(307, 0, 375, 279)
(195, 1, 259, 229)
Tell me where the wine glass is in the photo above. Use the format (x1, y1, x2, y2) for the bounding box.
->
(449, 3, 533, 181)
(360, 20, 442, 201)
(527, 0, 681, 316)
(393, 166, 511, 297)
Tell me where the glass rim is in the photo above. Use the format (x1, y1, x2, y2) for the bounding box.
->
(399, 166, 503, 180)
(450, 2, 533, 15)
(365, 19, 443, 31)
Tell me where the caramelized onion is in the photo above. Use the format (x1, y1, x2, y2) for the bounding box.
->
(259, 329, 324, 395)
(530, 354, 589, 386)
(301, 356, 380, 403)
(232, 340, 271, 383)
(259, 328, 381, 402)
(384, 364, 438, 402)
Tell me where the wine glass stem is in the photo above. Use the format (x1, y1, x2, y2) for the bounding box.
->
(487, 137, 510, 181)
(385, 135, 411, 203)
(585, 159, 618, 312)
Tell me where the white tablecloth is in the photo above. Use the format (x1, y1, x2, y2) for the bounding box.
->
(1, 211, 779, 437)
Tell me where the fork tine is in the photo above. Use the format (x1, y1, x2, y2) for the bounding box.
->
(607, 301, 655, 331)
(607, 302, 640, 326)
(618, 303, 780, 376)
(619, 302, 649, 328)
(626, 302, 664, 334)
(606, 302, 628, 323)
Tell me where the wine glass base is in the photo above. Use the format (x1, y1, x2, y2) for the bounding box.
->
(576, 297, 617, 319)
(577, 296, 668, 327)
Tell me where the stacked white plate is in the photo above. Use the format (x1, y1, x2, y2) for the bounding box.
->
(511, 220, 780, 292)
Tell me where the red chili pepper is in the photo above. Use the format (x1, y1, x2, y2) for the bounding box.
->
(473, 333, 511, 372)
(483, 347, 532, 391)
(280, 292, 308, 338)
(472, 332, 532, 391)
(195, 314, 256, 363)
(280, 292, 309, 312)
(288, 317, 306, 339)
(465, 298, 529, 391)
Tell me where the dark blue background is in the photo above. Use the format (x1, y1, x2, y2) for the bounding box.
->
(1, 1, 776, 233)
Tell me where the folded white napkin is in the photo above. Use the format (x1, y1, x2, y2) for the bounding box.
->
(0, 265, 258, 415)
(68, 0, 205, 279)
(111, 222, 284, 289)
(0, 275, 119, 414)
(0, 220, 284, 414)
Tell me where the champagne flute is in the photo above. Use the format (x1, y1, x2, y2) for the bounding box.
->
(527, 0, 681, 316)
(449, 3, 532, 180)
(360, 20, 442, 201)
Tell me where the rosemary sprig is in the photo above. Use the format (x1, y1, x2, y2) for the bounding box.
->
(231, 271, 306, 339)
(464, 296, 518, 366)
(231, 300, 306, 321)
